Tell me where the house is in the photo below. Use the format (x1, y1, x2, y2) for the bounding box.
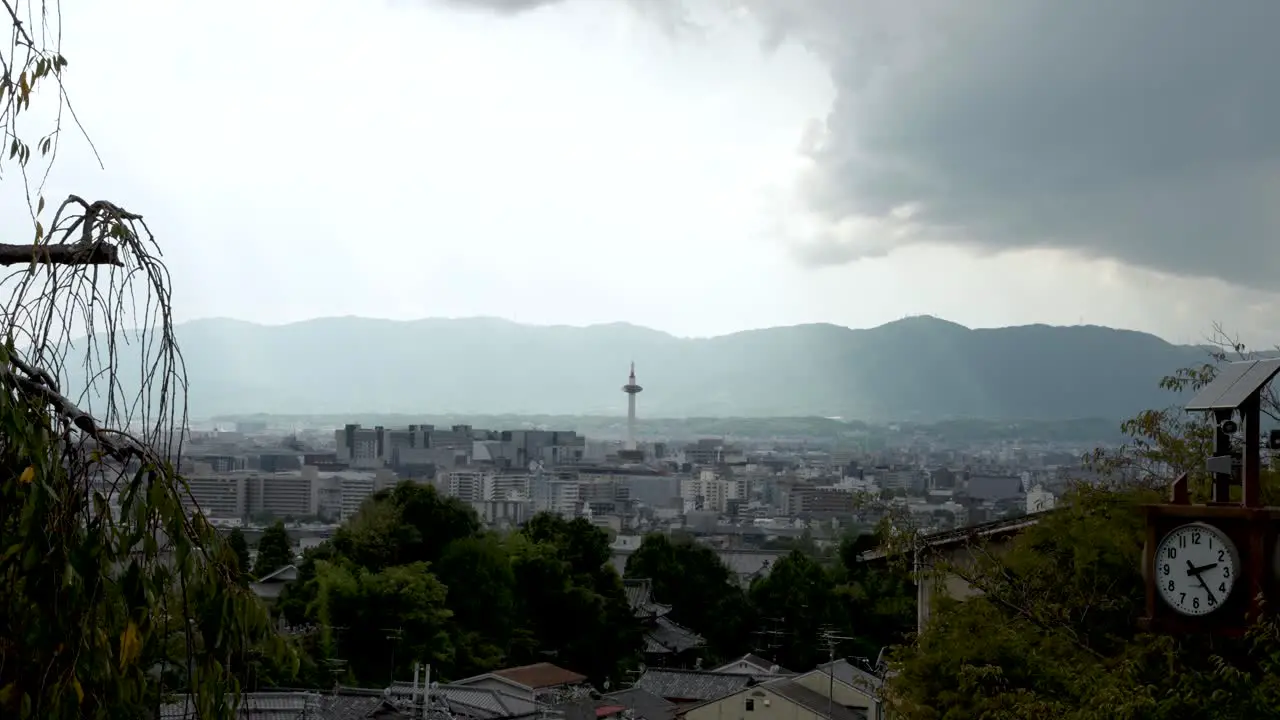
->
(159, 688, 408, 719)
(679, 678, 867, 720)
(793, 660, 885, 720)
(455, 662, 593, 704)
(386, 676, 544, 720)
(249, 563, 298, 605)
(710, 654, 792, 681)
(603, 688, 677, 720)
(626, 579, 706, 664)
(633, 668, 757, 705)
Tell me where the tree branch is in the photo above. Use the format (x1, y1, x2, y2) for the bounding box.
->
(0, 240, 121, 266)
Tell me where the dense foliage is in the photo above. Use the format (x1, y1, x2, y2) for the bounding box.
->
(885, 343, 1280, 719)
(278, 484, 642, 687)
(275, 483, 916, 685)
(252, 521, 295, 579)
(624, 531, 914, 672)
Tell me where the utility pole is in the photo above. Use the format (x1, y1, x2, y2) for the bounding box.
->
(384, 627, 404, 686)
(820, 628, 854, 720)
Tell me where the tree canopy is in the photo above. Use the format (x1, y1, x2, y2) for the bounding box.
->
(885, 339, 1280, 719)
(252, 521, 294, 579)
(278, 484, 642, 687)
(0, 4, 290, 717)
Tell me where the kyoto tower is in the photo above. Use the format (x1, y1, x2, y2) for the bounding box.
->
(621, 362, 643, 451)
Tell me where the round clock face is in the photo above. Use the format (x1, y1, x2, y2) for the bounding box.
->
(1154, 522, 1239, 617)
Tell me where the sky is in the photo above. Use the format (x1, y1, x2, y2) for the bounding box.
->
(5, 0, 1280, 347)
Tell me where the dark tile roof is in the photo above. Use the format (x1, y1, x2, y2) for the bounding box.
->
(625, 578, 673, 618)
(493, 662, 588, 690)
(555, 698, 599, 720)
(160, 690, 391, 719)
(423, 684, 541, 718)
(634, 669, 755, 702)
(764, 680, 867, 720)
(711, 654, 791, 676)
(644, 615, 705, 654)
(604, 688, 675, 720)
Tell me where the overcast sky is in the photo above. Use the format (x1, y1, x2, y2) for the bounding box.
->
(9, 0, 1280, 346)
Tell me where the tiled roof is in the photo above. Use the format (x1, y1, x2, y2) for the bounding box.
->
(625, 579, 673, 619)
(604, 688, 675, 720)
(493, 662, 588, 690)
(710, 654, 790, 676)
(633, 669, 755, 702)
(643, 615, 705, 654)
(764, 680, 867, 720)
(432, 684, 541, 718)
(159, 690, 391, 719)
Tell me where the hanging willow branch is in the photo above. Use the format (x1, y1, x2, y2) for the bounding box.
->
(0, 2, 295, 719)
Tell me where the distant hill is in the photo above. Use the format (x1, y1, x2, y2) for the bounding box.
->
(62, 315, 1213, 422)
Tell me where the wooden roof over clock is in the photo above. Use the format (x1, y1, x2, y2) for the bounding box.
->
(1141, 358, 1280, 636)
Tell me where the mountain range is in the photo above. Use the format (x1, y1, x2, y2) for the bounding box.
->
(70, 315, 1211, 423)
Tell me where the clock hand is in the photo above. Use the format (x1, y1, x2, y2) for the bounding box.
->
(1185, 560, 1218, 605)
(1184, 560, 1218, 577)
(1194, 571, 1217, 606)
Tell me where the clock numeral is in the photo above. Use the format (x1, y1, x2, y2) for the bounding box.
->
(1167, 580, 1175, 592)
(1193, 597, 1200, 609)
(1179, 535, 1187, 549)
(1219, 549, 1225, 562)
(1224, 567, 1231, 579)
(1207, 594, 1217, 606)
(1219, 582, 1227, 593)
(1192, 531, 1202, 545)
(1180, 592, 1186, 604)
(1162, 563, 1170, 576)
(1167, 547, 1177, 559)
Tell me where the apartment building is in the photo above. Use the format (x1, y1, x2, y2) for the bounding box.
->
(680, 469, 747, 513)
(180, 466, 393, 521)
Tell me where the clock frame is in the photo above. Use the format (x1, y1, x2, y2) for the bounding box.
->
(1153, 521, 1240, 617)
(1142, 500, 1280, 634)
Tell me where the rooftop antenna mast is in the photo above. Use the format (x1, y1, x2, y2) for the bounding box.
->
(820, 627, 854, 720)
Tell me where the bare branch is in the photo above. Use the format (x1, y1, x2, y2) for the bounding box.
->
(0, 240, 120, 266)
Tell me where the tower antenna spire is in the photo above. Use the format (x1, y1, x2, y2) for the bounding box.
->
(622, 362, 644, 452)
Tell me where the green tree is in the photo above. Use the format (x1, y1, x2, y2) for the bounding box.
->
(386, 483, 481, 566)
(512, 514, 642, 684)
(434, 534, 517, 675)
(228, 527, 252, 583)
(254, 521, 295, 579)
(310, 560, 454, 686)
(749, 550, 836, 670)
(624, 533, 755, 662)
(0, 5, 291, 717)
(886, 347, 1280, 719)
(830, 531, 915, 662)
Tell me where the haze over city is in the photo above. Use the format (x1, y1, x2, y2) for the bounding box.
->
(5, 0, 1277, 346)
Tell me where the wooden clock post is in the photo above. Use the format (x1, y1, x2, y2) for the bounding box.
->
(1141, 358, 1280, 635)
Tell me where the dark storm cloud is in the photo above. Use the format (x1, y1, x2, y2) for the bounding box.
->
(746, 0, 1280, 287)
